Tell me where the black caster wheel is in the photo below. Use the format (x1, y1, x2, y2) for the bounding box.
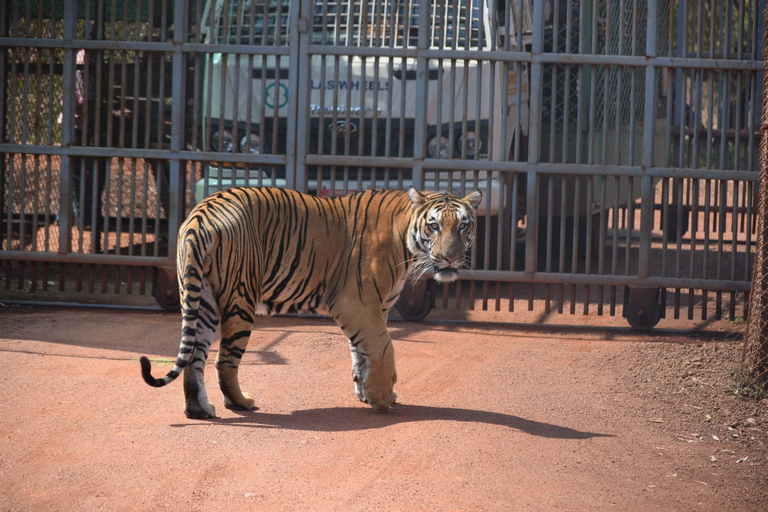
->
(396, 290, 432, 321)
(396, 279, 432, 321)
(154, 266, 180, 311)
(624, 287, 662, 331)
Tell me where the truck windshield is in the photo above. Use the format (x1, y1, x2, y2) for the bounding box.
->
(210, 0, 486, 49)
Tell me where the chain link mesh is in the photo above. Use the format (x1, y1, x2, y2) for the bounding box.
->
(741, 10, 768, 390)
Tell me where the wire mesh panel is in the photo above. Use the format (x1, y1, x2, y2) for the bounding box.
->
(742, 4, 768, 390)
(743, 147, 768, 389)
(649, 0, 761, 322)
(1, 0, 196, 307)
(2, 4, 66, 256)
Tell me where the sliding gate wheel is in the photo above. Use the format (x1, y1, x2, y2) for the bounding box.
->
(154, 266, 180, 311)
(624, 287, 662, 331)
(396, 279, 432, 321)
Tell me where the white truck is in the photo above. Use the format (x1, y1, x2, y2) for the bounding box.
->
(195, 0, 531, 216)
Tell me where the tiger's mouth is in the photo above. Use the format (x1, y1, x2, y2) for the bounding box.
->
(433, 266, 459, 283)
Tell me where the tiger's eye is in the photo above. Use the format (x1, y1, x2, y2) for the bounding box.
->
(429, 222, 439, 231)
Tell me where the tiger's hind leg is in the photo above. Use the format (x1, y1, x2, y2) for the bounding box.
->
(182, 293, 219, 419)
(215, 312, 258, 411)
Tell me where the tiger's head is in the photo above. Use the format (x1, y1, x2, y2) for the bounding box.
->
(406, 187, 483, 283)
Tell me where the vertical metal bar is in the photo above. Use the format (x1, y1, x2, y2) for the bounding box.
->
(569, 177, 579, 314)
(115, 0, 129, 295)
(103, 4, 116, 258)
(545, 177, 554, 272)
(291, 0, 309, 191)
(637, 0, 658, 280)
(598, 174, 607, 313)
(745, 180, 754, 282)
(509, 173, 519, 270)
(141, 15, 154, 256)
(703, 178, 712, 278)
(343, 28, 354, 194)
(547, 0, 560, 162)
(586, 0, 598, 168)
(526, 282, 533, 311)
(731, 180, 739, 282)
(512, 0, 523, 164)
(44, 37, 55, 254)
(410, 0, 429, 190)
(58, 0, 78, 256)
(716, 178, 726, 285)
(166, 0, 189, 261)
(525, 0, 545, 275)
(660, 176, 669, 273)
(585, 173, 594, 273)
(625, 180, 636, 274)
(609, 175, 618, 274)
(31, 33, 45, 255)
(583, 177, 593, 314)
(0, 4, 8, 264)
(559, 176, 567, 274)
(0, 1, 6, 162)
(202, 1, 214, 198)
(690, 178, 699, 279)
(674, 177, 683, 278)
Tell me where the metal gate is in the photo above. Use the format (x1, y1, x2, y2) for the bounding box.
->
(1, 0, 764, 330)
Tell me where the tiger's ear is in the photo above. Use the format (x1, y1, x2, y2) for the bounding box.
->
(464, 190, 483, 210)
(408, 187, 427, 209)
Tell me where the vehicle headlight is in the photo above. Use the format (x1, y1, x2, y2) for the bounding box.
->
(211, 129, 234, 152)
(427, 135, 451, 159)
(239, 132, 261, 154)
(458, 131, 481, 156)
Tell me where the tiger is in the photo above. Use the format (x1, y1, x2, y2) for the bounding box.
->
(140, 186, 482, 419)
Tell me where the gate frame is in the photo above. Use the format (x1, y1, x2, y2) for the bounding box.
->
(0, 0, 763, 329)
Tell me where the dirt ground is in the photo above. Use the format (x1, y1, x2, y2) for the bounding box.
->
(0, 306, 766, 511)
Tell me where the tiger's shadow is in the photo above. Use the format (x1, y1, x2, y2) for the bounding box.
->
(172, 404, 612, 440)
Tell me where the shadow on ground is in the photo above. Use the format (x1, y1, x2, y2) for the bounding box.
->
(170, 404, 613, 440)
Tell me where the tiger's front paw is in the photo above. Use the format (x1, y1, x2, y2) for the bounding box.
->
(364, 388, 397, 412)
(354, 372, 397, 412)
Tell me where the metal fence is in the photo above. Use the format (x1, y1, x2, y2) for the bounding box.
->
(1, 0, 764, 330)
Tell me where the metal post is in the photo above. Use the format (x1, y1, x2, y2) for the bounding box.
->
(58, 0, 78, 255)
(525, 0, 546, 275)
(0, 1, 7, 250)
(167, 0, 189, 260)
(411, 0, 431, 190)
(289, 0, 309, 192)
(638, 0, 659, 279)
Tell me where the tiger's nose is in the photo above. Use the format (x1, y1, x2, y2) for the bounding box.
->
(445, 255, 459, 264)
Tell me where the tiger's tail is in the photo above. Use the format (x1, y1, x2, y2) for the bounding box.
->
(140, 223, 207, 388)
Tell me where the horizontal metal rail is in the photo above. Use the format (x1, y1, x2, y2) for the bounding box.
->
(4, 146, 755, 182)
(0, 37, 291, 56)
(0, 250, 170, 266)
(0, 145, 287, 165)
(2, 39, 759, 71)
(460, 270, 751, 292)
